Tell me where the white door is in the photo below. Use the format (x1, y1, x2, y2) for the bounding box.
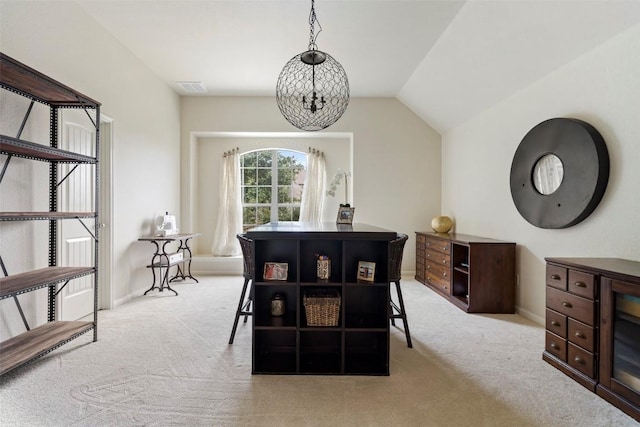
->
(58, 114, 96, 321)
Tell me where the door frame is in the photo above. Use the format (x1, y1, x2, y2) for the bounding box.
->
(98, 114, 114, 310)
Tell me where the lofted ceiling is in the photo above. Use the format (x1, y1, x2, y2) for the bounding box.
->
(77, 0, 640, 133)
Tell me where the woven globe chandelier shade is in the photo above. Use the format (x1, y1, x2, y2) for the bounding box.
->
(276, 0, 349, 131)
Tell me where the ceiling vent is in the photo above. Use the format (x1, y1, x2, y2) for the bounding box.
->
(177, 81, 207, 94)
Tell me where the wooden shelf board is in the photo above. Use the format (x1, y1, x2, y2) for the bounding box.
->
(0, 321, 94, 375)
(0, 212, 95, 221)
(0, 134, 97, 163)
(1, 53, 100, 107)
(0, 267, 95, 299)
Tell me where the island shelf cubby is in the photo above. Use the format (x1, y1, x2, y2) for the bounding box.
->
(247, 222, 396, 376)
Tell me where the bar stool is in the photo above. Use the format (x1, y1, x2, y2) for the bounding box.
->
(229, 233, 254, 344)
(389, 233, 412, 348)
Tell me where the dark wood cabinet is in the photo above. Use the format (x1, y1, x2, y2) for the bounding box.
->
(247, 222, 396, 375)
(415, 232, 515, 313)
(544, 258, 640, 422)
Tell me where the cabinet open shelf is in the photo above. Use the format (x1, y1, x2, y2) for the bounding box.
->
(248, 222, 395, 375)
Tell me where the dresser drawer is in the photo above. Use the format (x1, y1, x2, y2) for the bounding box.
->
(426, 272, 450, 294)
(547, 287, 595, 325)
(546, 309, 567, 338)
(568, 269, 596, 300)
(425, 248, 450, 266)
(424, 237, 450, 255)
(416, 265, 425, 282)
(416, 247, 426, 260)
(547, 264, 567, 290)
(425, 262, 449, 282)
(416, 233, 426, 245)
(568, 342, 596, 378)
(545, 331, 566, 361)
(568, 318, 595, 352)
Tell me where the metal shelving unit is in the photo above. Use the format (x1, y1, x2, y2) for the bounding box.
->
(0, 52, 101, 375)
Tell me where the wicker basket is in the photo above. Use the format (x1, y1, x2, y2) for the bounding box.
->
(304, 290, 341, 327)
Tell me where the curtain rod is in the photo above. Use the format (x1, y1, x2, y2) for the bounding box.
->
(223, 147, 239, 158)
(308, 146, 324, 157)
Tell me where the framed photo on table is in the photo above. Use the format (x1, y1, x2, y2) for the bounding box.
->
(337, 205, 355, 224)
(357, 261, 376, 282)
(263, 262, 288, 281)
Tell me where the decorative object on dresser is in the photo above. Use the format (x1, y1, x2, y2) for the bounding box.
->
(543, 258, 640, 422)
(415, 232, 516, 313)
(510, 118, 609, 229)
(431, 215, 453, 233)
(0, 53, 101, 376)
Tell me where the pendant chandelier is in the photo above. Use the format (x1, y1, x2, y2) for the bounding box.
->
(276, 0, 349, 131)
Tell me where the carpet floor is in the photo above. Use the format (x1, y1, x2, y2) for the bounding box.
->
(0, 275, 637, 426)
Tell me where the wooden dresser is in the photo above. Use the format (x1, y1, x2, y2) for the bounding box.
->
(544, 262, 598, 388)
(415, 232, 516, 313)
(543, 258, 640, 422)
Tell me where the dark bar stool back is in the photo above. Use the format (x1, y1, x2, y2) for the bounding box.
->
(389, 233, 412, 348)
(229, 233, 255, 344)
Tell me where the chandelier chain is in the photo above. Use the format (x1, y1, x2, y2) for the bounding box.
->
(308, 0, 322, 51)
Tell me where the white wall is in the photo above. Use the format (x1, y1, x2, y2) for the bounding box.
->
(0, 1, 181, 339)
(441, 23, 640, 323)
(181, 97, 442, 273)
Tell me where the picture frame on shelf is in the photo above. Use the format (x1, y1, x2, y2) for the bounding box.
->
(357, 261, 376, 282)
(336, 204, 355, 224)
(263, 262, 288, 281)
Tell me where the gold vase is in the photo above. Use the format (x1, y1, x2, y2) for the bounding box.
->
(431, 216, 453, 233)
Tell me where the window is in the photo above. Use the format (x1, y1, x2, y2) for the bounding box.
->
(241, 149, 306, 230)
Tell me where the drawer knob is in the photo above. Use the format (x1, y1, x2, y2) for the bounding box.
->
(575, 331, 586, 339)
(443, 260, 447, 264)
(426, 265, 431, 270)
(443, 246, 448, 251)
(442, 272, 447, 277)
(574, 281, 587, 288)
(574, 356, 585, 364)
(551, 320, 560, 327)
(562, 301, 573, 308)
(550, 343, 559, 350)
(551, 274, 561, 280)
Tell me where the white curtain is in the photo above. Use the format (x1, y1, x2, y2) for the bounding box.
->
(299, 148, 326, 222)
(211, 149, 243, 256)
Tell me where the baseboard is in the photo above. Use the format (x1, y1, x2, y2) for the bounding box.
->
(516, 305, 544, 326)
(191, 255, 243, 275)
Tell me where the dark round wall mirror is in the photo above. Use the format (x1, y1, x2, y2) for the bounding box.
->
(510, 118, 609, 229)
(532, 153, 564, 195)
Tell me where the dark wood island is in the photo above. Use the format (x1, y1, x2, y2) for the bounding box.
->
(247, 222, 397, 375)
